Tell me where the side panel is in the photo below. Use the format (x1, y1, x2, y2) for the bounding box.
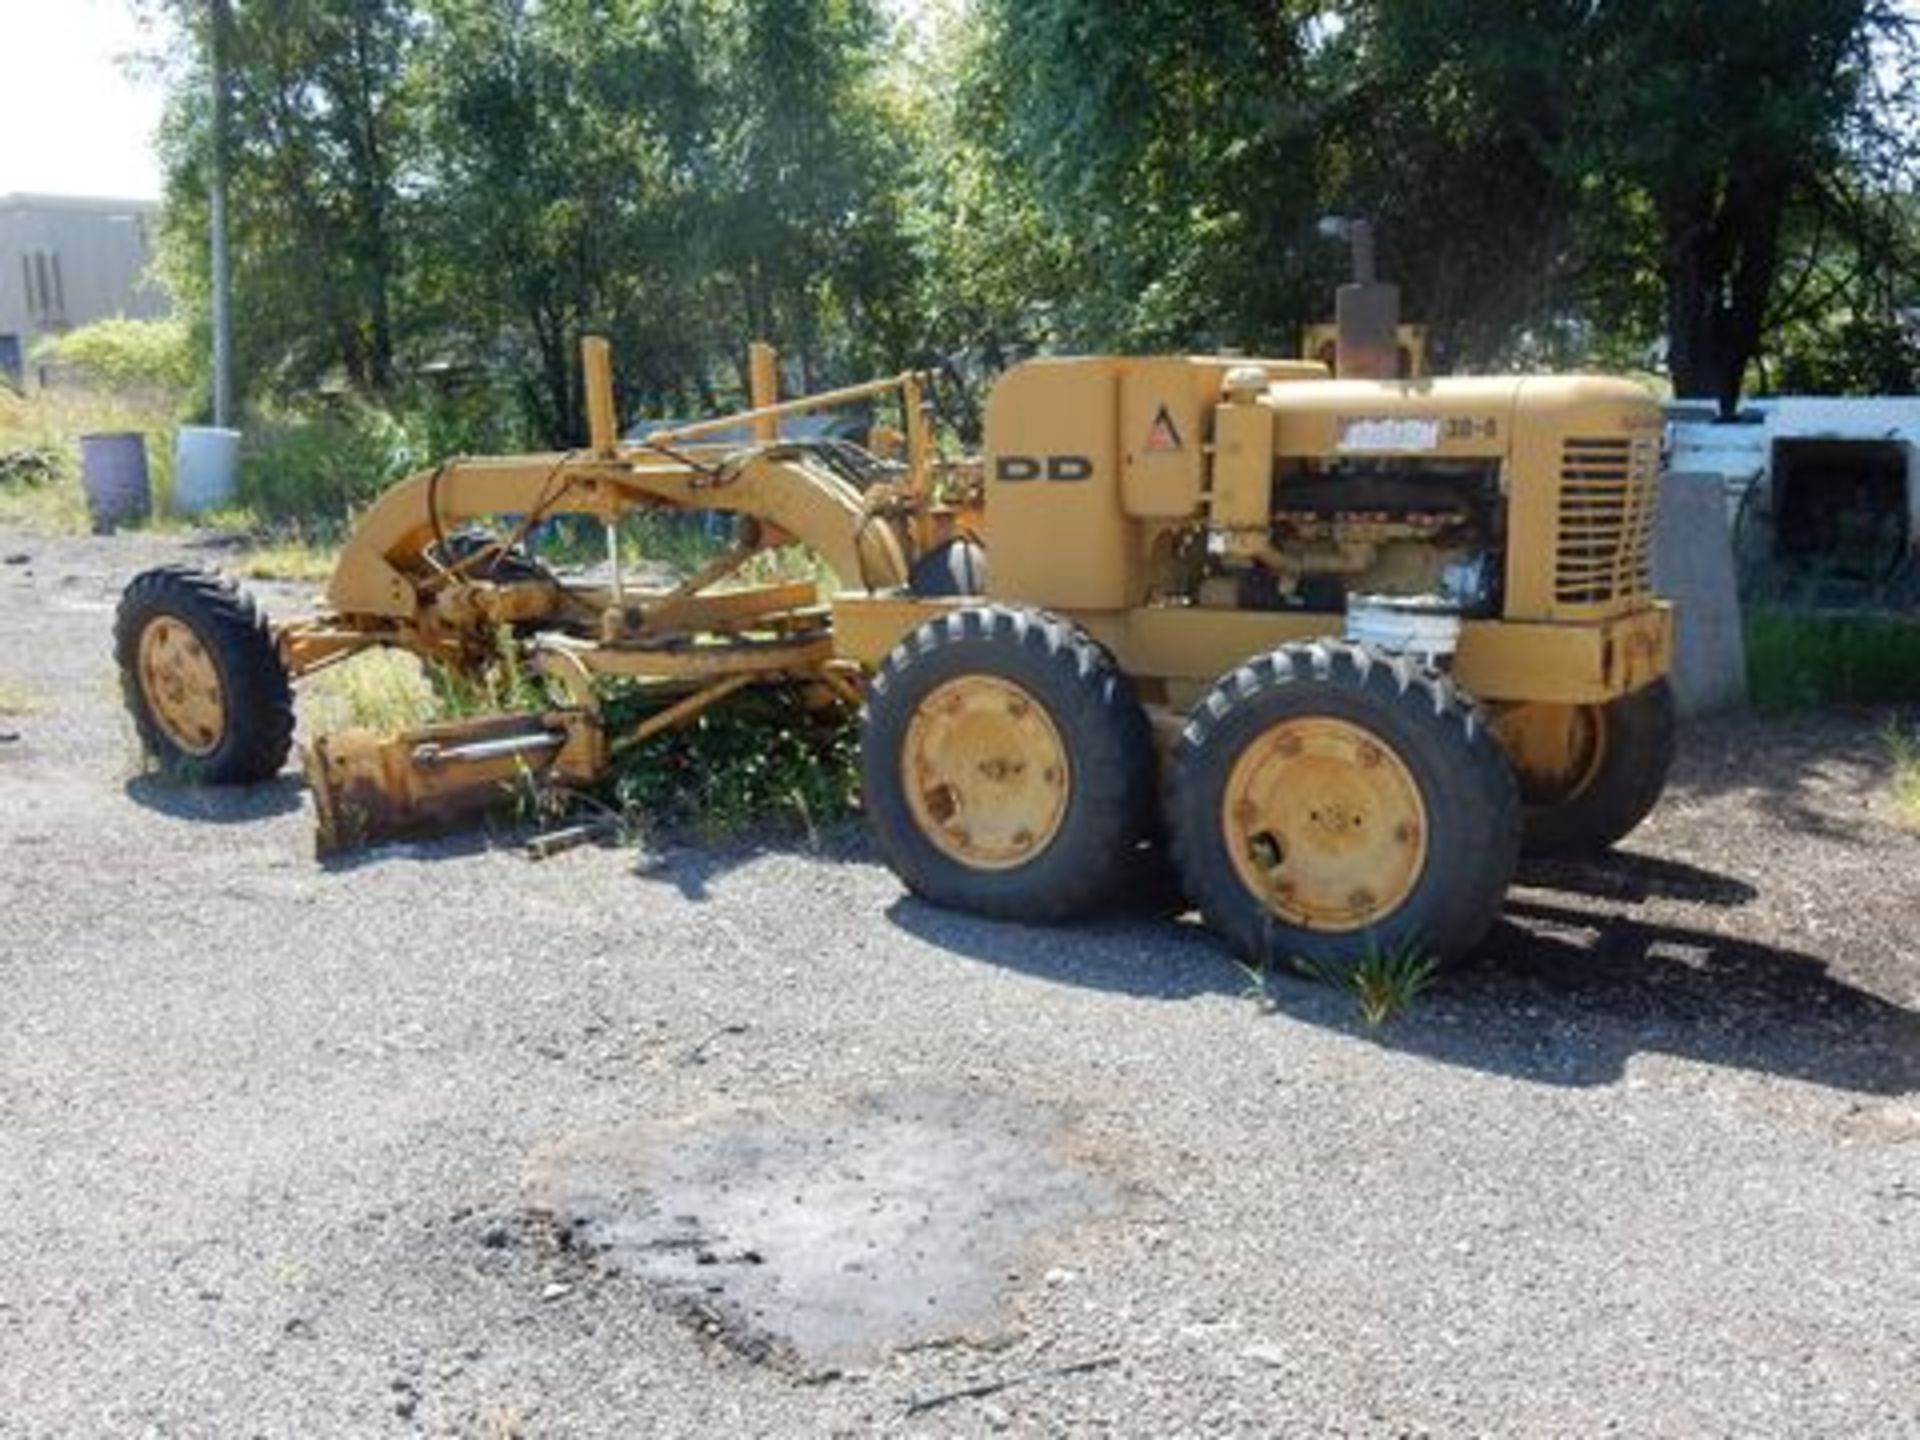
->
(1211, 401, 1276, 531)
(983, 359, 1137, 610)
(1262, 375, 1521, 461)
(1119, 359, 1216, 518)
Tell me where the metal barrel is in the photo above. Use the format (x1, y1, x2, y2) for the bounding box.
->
(79, 431, 150, 533)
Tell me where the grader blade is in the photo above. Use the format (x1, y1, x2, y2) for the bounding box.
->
(306, 711, 596, 854)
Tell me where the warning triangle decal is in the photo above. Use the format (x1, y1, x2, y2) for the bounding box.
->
(1145, 405, 1184, 453)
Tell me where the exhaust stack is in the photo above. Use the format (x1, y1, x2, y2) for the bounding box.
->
(1320, 217, 1403, 380)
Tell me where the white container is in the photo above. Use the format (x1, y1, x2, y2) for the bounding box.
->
(1344, 594, 1463, 660)
(171, 425, 241, 515)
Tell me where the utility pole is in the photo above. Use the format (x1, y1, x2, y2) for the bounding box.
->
(209, 0, 233, 427)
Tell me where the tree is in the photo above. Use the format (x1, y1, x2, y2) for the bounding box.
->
(961, 0, 1334, 353)
(408, 0, 914, 442)
(154, 0, 417, 401)
(1333, 1, 1918, 408)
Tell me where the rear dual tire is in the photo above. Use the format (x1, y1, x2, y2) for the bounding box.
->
(1168, 642, 1520, 972)
(1508, 680, 1677, 855)
(861, 612, 1519, 968)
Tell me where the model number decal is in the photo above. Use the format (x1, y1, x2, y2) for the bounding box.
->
(995, 454, 1093, 482)
(1337, 416, 1498, 452)
(1338, 417, 1440, 452)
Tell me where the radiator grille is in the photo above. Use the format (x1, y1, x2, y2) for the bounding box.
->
(1555, 436, 1658, 607)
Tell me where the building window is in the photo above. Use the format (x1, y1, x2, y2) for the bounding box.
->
(22, 250, 65, 326)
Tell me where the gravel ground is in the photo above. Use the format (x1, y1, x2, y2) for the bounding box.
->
(2, 525, 1917, 1438)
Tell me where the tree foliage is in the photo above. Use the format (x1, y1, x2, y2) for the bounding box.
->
(147, 0, 1919, 436)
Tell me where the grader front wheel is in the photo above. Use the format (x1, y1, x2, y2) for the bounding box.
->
(1169, 642, 1520, 971)
(115, 566, 295, 784)
(859, 604, 1156, 921)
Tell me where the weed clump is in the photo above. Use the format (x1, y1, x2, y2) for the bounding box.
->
(1886, 722, 1920, 829)
(1233, 933, 1440, 1028)
(603, 687, 858, 841)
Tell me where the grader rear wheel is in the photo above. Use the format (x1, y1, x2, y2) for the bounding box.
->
(860, 604, 1156, 922)
(115, 566, 295, 784)
(1497, 680, 1676, 855)
(1169, 641, 1520, 971)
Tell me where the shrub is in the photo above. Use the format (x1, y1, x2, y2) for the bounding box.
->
(239, 401, 424, 529)
(32, 318, 194, 394)
(391, 379, 529, 462)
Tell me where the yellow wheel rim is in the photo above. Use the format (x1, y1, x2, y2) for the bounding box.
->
(902, 675, 1071, 870)
(136, 616, 226, 757)
(1222, 716, 1429, 933)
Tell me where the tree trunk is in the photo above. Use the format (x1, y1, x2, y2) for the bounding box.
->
(343, 4, 396, 392)
(1662, 169, 1789, 416)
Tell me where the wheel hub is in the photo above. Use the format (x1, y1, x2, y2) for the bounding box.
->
(137, 616, 226, 757)
(902, 675, 1070, 870)
(1492, 701, 1606, 804)
(1222, 716, 1428, 932)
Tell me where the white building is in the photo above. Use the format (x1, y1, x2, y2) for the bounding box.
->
(0, 193, 168, 387)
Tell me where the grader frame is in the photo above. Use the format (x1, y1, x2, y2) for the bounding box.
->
(272, 339, 969, 847)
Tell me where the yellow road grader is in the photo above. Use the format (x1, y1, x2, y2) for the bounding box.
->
(117, 336, 1672, 969)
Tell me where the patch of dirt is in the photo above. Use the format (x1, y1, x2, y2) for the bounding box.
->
(528, 1088, 1114, 1369)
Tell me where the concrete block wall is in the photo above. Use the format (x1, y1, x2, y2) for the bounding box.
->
(1653, 471, 1748, 715)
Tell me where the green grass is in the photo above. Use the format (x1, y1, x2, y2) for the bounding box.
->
(1340, 940, 1439, 1027)
(304, 645, 855, 845)
(1231, 934, 1440, 1027)
(0, 680, 41, 716)
(303, 650, 445, 736)
(236, 532, 342, 582)
(1746, 609, 1920, 712)
(602, 686, 858, 843)
(0, 385, 180, 532)
(1886, 722, 1920, 830)
(303, 627, 555, 739)
(1293, 936, 1439, 1028)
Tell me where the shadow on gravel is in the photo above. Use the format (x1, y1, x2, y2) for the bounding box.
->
(180, 530, 250, 555)
(886, 896, 1243, 1002)
(1514, 851, 1758, 907)
(889, 863, 1918, 1097)
(634, 825, 869, 901)
(123, 772, 305, 823)
(1418, 900, 1920, 1095)
(1664, 708, 1909, 847)
(317, 827, 501, 872)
